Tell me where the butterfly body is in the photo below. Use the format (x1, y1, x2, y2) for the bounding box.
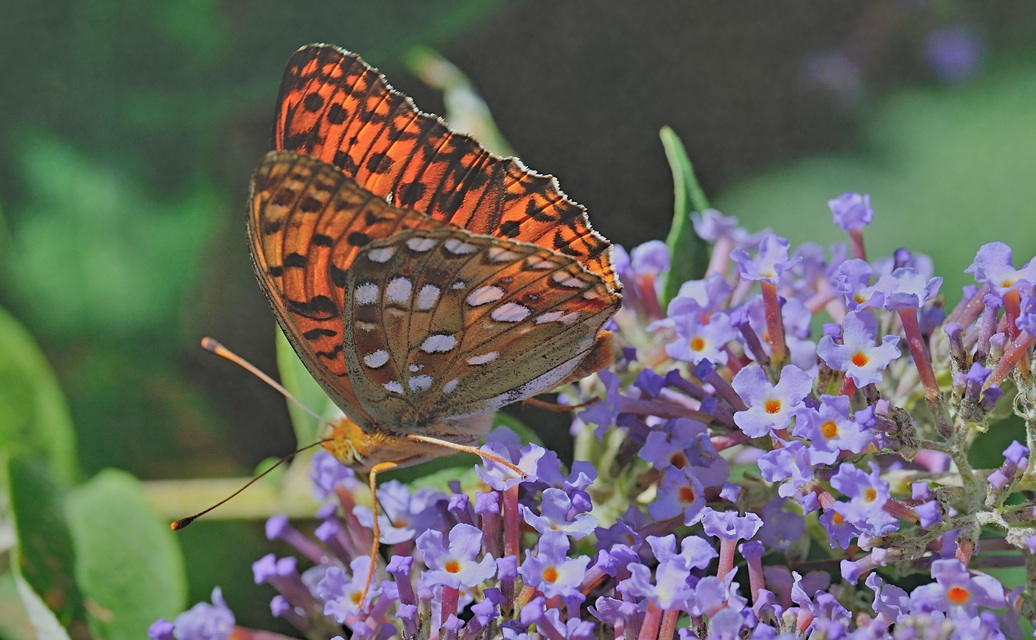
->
(249, 45, 621, 471)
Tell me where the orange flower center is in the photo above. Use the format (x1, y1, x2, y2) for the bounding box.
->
(445, 560, 461, 574)
(690, 337, 706, 352)
(669, 453, 688, 468)
(542, 567, 559, 583)
(864, 488, 878, 503)
(764, 399, 782, 414)
(851, 352, 869, 367)
(947, 585, 970, 605)
(832, 511, 845, 525)
(821, 421, 839, 439)
(679, 486, 697, 504)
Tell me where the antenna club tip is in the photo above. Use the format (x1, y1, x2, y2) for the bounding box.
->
(171, 517, 193, 531)
(201, 337, 223, 352)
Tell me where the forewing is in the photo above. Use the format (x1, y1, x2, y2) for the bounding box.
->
(339, 226, 621, 430)
(275, 43, 621, 294)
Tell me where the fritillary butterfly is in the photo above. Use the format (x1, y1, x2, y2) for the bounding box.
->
(248, 44, 622, 472)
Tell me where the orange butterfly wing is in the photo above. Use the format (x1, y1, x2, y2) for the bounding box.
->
(274, 44, 621, 295)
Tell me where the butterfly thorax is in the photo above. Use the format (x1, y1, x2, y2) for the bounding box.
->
(322, 413, 494, 473)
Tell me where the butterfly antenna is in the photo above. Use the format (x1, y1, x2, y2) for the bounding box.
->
(201, 337, 330, 426)
(170, 438, 328, 530)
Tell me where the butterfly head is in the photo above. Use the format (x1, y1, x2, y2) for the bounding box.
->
(322, 415, 491, 473)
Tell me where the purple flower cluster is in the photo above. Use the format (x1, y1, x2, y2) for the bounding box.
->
(155, 195, 1036, 639)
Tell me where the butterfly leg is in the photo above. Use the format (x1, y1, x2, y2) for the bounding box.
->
(361, 460, 399, 611)
(404, 434, 526, 477)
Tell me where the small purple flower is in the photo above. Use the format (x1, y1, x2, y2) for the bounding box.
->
(316, 557, 380, 623)
(639, 418, 729, 488)
(866, 573, 909, 623)
(648, 465, 707, 525)
(354, 480, 446, 545)
(521, 488, 597, 539)
(1017, 295, 1036, 336)
(830, 463, 899, 537)
(148, 619, 175, 640)
(673, 273, 733, 311)
(880, 268, 943, 311)
(595, 507, 647, 551)
(757, 439, 814, 498)
(416, 523, 496, 590)
(915, 500, 942, 528)
(909, 559, 1005, 615)
(965, 242, 1036, 297)
(732, 364, 814, 438)
(310, 450, 359, 499)
(832, 259, 886, 311)
(817, 311, 901, 387)
(518, 531, 592, 600)
(691, 209, 769, 247)
(731, 234, 800, 285)
(648, 534, 718, 571)
(757, 498, 806, 552)
(160, 588, 234, 640)
(924, 25, 984, 84)
(820, 504, 861, 549)
(619, 557, 695, 611)
(578, 370, 623, 436)
(664, 299, 738, 365)
(828, 192, 873, 232)
(793, 394, 874, 464)
(477, 439, 543, 491)
(630, 240, 670, 273)
(701, 508, 763, 543)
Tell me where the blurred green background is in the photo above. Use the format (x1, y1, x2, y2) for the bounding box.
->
(3, 0, 1036, 636)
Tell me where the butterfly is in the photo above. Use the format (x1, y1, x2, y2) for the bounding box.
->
(247, 44, 622, 475)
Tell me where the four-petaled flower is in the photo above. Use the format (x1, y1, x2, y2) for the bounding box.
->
(518, 531, 592, 600)
(731, 364, 813, 437)
(817, 311, 901, 386)
(909, 559, 1005, 615)
(416, 523, 497, 590)
(731, 233, 800, 284)
(793, 394, 874, 464)
(965, 241, 1036, 297)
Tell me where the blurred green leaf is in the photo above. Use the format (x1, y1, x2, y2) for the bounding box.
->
(7, 456, 89, 640)
(5, 133, 219, 337)
(660, 126, 710, 307)
(0, 570, 36, 640)
(715, 61, 1036, 305)
(66, 469, 187, 640)
(406, 46, 514, 156)
(276, 328, 339, 447)
(0, 306, 78, 482)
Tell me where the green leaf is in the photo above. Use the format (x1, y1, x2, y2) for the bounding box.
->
(6, 133, 218, 337)
(660, 126, 711, 307)
(66, 469, 187, 640)
(6, 456, 89, 640)
(0, 307, 78, 482)
(276, 328, 338, 446)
